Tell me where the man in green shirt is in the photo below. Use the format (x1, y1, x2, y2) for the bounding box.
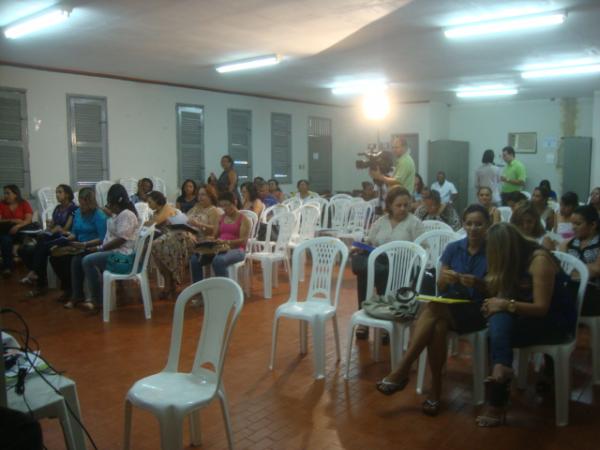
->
(500, 146, 526, 204)
(369, 137, 415, 194)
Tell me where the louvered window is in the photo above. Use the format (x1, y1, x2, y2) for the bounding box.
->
(227, 109, 252, 181)
(271, 113, 292, 184)
(0, 89, 30, 195)
(177, 104, 204, 184)
(68, 96, 109, 188)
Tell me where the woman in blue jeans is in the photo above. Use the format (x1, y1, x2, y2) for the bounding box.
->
(477, 223, 576, 427)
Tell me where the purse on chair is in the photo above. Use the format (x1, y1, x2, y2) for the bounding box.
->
(106, 252, 135, 274)
(362, 287, 420, 321)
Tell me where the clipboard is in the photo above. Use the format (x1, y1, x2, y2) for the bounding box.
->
(417, 294, 471, 304)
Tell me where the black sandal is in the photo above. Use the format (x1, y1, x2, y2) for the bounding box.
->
(376, 376, 409, 396)
(422, 399, 440, 416)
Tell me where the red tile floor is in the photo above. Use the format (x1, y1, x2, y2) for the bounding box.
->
(2, 262, 600, 450)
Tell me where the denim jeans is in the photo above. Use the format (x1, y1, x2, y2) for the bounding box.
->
(190, 248, 245, 282)
(0, 233, 15, 270)
(72, 251, 112, 305)
(351, 252, 389, 309)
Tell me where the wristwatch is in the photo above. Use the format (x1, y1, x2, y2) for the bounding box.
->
(507, 299, 517, 313)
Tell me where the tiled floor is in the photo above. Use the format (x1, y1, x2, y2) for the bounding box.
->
(2, 261, 600, 450)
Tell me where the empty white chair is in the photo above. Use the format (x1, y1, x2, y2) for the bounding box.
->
(260, 203, 288, 223)
(336, 200, 374, 242)
(151, 176, 167, 196)
(497, 206, 512, 223)
(120, 177, 139, 198)
(516, 251, 588, 426)
(282, 196, 303, 212)
(102, 225, 155, 322)
(95, 180, 113, 207)
(344, 241, 428, 377)
(270, 237, 349, 379)
(329, 193, 353, 202)
(124, 278, 244, 450)
(36, 186, 57, 212)
(327, 197, 352, 231)
(422, 220, 453, 233)
(414, 230, 461, 274)
(289, 203, 321, 281)
(248, 211, 296, 299)
(304, 196, 329, 229)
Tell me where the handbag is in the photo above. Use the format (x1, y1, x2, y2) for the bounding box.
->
(106, 252, 135, 274)
(362, 287, 420, 321)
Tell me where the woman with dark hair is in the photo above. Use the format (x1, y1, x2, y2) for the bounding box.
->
(240, 182, 265, 217)
(175, 179, 198, 213)
(510, 201, 555, 250)
(539, 179, 558, 201)
(190, 191, 250, 283)
(475, 149, 501, 204)
(0, 184, 33, 277)
(415, 188, 462, 231)
(376, 204, 490, 416)
(554, 191, 579, 240)
(531, 186, 555, 231)
(351, 187, 425, 339)
(19, 184, 79, 294)
(293, 179, 318, 200)
(212, 155, 241, 207)
(589, 187, 600, 215)
(268, 178, 286, 202)
(53, 188, 108, 306)
(73, 184, 139, 312)
(130, 178, 154, 203)
(477, 186, 501, 224)
(412, 173, 425, 211)
(561, 205, 600, 316)
(146, 191, 182, 226)
(477, 223, 575, 426)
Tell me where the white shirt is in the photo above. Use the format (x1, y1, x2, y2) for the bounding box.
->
(367, 214, 424, 246)
(431, 180, 458, 204)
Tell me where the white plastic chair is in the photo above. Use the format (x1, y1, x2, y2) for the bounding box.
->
(330, 193, 353, 202)
(516, 251, 588, 426)
(228, 209, 258, 296)
(282, 196, 303, 212)
(522, 191, 532, 199)
(260, 203, 288, 224)
(36, 186, 57, 212)
(102, 225, 155, 322)
(344, 241, 428, 377)
(134, 202, 151, 224)
(422, 220, 453, 233)
(414, 230, 461, 272)
(151, 176, 168, 196)
(289, 204, 321, 281)
(304, 196, 329, 229)
(124, 278, 244, 450)
(497, 206, 512, 222)
(95, 180, 113, 207)
(327, 197, 352, 231)
(336, 200, 374, 242)
(120, 177, 139, 198)
(248, 211, 296, 299)
(270, 237, 349, 379)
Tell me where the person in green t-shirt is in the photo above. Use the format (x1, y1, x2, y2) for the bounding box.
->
(500, 146, 526, 204)
(369, 137, 415, 194)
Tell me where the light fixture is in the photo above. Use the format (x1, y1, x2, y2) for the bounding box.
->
(444, 12, 565, 39)
(456, 85, 518, 98)
(331, 78, 387, 96)
(215, 54, 280, 74)
(3, 4, 72, 39)
(521, 62, 600, 79)
(362, 90, 390, 120)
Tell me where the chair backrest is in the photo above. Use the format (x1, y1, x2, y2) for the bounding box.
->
(328, 197, 352, 230)
(522, 191, 532, 199)
(552, 251, 589, 336)
(95, 180, 113, 207)
(73, 191, 80, 206)
(239, 209, 259, 251)
(293, 204, 321, 242)
(164, 278, 244, 382)
(283, 197, 303, 212)
(422, 220, 453, 233)
(365, 241, 428, 299)
(288, 237, 349, 308)
(36, 186, 56, 212)
(304, 197, 329, 228)
(345, 201, 374, 233)
(260, 203, 288, 223)
(120, 177, 138, 197)
(40, 207, 54, 229)
(497, 206, 512, 223)
(330, 193, 353, 202)
(415, 230, 461, 269)
(134, 202, 151, 223)
(264, 211, 296, 254)
(128, 225, 155, 275)
(151, 177, 167, 196)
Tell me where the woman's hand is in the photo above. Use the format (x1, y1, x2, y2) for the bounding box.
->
(9, 224, 20, 235)
(481, 297, 509, 318)
(70, 242, 86, 249)
(440, 269, 459, 285)
(458, 274, 478, 288)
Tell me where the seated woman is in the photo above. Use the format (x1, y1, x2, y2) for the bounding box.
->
(510, 201, 556, 250)
(151, 185, 222, 299)
(293, 179, 319, 201)
(0, 184, 33, 277)
(175, 179, 198, 213)
(190, 191, 250, 283)
(554, 191, 579, 241)
(75, 184, 139, 312)
(560, 205, 600, 316)
(19, 184, 78, 296)
(477, 223, 575, 427)
(240, 182, 265, 217)
(130, 178, 153, 203)
(376, 204, 490, 416)
(477, 186, 501, 224)
(589, 187, 600, 215)
(531, 186, 555, 231)
(539, 179, 558, 202)
(352, 187, 425, 339)
(268, 179, 286, 203)
(415, 188, 462, 231)
(412, 173, 425, 211)
(52, 188, 108, 306)
(504, 191, 527, 211)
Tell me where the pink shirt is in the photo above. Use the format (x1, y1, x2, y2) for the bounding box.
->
(218, 214, 244, 249)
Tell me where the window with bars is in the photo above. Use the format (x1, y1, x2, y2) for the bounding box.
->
(0, 89, 30, 195)
(67, 95, 109, 188)
(176, 104, 205, 184)
(271, 113, 292, 184)
(227, 109, 252, 181)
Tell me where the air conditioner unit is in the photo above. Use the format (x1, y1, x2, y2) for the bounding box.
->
(508, 132, 537, 154)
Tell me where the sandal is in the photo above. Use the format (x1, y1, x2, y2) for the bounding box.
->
(64, 299, 83, 309)
(475, 378, 511, 427)
(376, 376, 409, 396)
(355, 325, 369, 340)
(81, 301, 97, 311)
(422, 399, 441, 416)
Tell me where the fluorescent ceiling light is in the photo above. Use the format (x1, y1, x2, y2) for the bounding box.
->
(3, 4, 72, 39)
(444, 12, 565, 39)
(521, 63, 600, 79)
(331, 79, 387, 96)
(216, 55, 280, 74)
(520, 58, 600, 71)
(456, 86, 518, 98)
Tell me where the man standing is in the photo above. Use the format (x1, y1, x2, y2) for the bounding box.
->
(369, 137, 415, 193)
(430, 171, 458, 204)
(500, 146, 526, 205)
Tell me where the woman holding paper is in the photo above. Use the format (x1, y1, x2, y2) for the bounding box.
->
(376, 204, 490, 417)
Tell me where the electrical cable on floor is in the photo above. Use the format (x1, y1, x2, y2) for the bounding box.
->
(1, 307, 99, 450)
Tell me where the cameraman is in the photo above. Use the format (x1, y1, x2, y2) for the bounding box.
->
(369, 137, 415, 194)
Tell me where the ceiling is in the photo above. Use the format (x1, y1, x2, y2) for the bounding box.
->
(1, 0, 599, 106)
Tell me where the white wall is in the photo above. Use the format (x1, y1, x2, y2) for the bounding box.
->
(592, 90, 600, 190)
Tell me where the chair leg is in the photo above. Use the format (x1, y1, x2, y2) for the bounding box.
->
(261, 260, 272, 299)
(373, 328, 381, 362)
(517, 349, 529, 390)
(591, 319, 600, 385)
(56, 399, 76, 450)
(158, 414, 184, 450)
(103, 274, 112, 323)
(472, 333, 486, 405)
(123, 399, 133, 450)
(554, 351, 571, 426)
(139, 273, 152, 319)
(273, 260, 279, 288)
(189, 410, 202, 447)
(269, 316, 280, 370)
(344, 321, 356, 379)
(218, 388, 235, 450)
(416, 349, 428, 395)
(299, 321, 308, 355)
(299, 250, 306, 282)
(332, 315, 341, 362)
(312, 317, 326, 379)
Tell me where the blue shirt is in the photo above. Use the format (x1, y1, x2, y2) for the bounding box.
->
(262, 195, 278, 207)
(440, 237, 487, 302)
(71, 209, 108, 243)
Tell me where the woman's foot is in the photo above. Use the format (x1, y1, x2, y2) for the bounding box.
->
(81, 301, 97, 312)
(376, 375, 410, 396)
(475, 376, 512, 427)
(422, 399, 441, 416)
(475, 406, 507, 427)
(355, 325, 369, 340)
(64, 299, 83, 309)
(20, 272, 38, 284)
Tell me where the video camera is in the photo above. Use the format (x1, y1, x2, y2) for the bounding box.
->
(355, 144, 394, 174)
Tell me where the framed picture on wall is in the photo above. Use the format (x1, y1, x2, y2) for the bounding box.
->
(508, 132, 537, 154)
